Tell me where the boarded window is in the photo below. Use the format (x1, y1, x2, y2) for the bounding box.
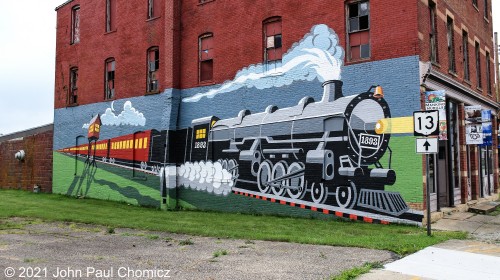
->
(463, 31, 469, 80)
(199, 34, 214, 82)
(348, 1, 370, 60)
(263, 18, 282, 63)
(475, 42, 482, 88)
(72, 6, 80, 44)
(106, 0, 116, 32)
(447, 17, 456, 73)
(105, 58, 115, 99)
(69, 67, 78, 105)
(486, 51, 491, 95)
(147, 47, 159, 92)
(429, 1, 438, 63)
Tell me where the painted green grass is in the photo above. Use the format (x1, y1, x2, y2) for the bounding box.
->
(379, 136, 423, 204)
(0, 190, 465, 255)
(53, 152, 161, 207)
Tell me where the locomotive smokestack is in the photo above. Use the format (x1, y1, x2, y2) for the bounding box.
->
(321, 80, 343, 102)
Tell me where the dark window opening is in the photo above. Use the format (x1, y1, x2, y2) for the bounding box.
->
(429, 1, 438, 63)
(348, 1, 370, 60)
(486, 51, 491, 95)
(147, 47, 159, 92)
(476, 42, 482, 88)
(463, 31, 469, 80)
(69, 67, 78, 105)
(447, 17, 456, 73)
(105, 59, 115, 100)
(147, 0, 160, 19)
(199, 34, 214, 82)
(484, 0, 489, 19)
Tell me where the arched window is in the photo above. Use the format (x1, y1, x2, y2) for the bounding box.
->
(147, 47, 159, 92)
(105, 58, 115, 100)
(199, 33, 213, 82)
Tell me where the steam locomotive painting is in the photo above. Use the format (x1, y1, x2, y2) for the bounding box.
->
(59, 79, 415, 219)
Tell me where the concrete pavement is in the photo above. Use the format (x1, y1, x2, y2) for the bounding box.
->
(359, 211, 500, 280)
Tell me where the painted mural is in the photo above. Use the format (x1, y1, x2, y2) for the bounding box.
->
(54, 24, 423, 225)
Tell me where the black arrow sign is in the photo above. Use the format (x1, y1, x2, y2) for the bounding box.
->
(423, 140, 431, 151)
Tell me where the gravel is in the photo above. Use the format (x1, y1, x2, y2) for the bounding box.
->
(0, 218, 397, 279)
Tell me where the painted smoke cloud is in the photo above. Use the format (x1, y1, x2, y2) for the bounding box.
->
(183, 24, 344, 103)
(83, 101, 146, 129)
(175, 161, 234, 196)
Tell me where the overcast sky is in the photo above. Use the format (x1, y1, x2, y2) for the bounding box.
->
(0, 1, 500, 136)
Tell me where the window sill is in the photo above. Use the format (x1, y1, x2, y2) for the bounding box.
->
(448, 71, 458, 78)
(198, 80, 215, 86)
(104, 30, 117, 35)
(463, 79, 472, 86)
(146, 16, 160, 22)
(473, 5, 479, 12)
(145, 90, 161, 96)
(67, 103, 79, 107)
(345, 57, 371, 65)
(476, 87, 483, 92)
(431, 61, 441, 68)
(198, 0, 215, 6)
(484, 17, 489, 24)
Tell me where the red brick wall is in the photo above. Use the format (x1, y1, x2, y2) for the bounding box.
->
(54, 0, 420, 108)
(418, 0, 495, 101)
(180, 0, 419, 89)
(0, 129, 53, 193)
(54, 0, 178, 109)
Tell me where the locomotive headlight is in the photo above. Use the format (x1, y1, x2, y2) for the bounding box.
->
(373, 86, 384, 99)
(375, 117, 414, 134)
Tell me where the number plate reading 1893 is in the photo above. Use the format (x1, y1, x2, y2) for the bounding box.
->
(359, 133, 380, 150)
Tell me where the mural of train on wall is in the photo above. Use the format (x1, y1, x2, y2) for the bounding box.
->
(59, 79, 421, 222)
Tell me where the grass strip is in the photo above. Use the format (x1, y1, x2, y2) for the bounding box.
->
(331, 262, 383, 280)
(0, 190, 466, 255)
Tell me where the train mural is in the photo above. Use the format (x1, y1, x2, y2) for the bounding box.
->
(54, 24, 423, 224)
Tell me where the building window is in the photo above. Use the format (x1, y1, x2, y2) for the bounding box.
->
(447, 17, 456, 73)
(105, 58, 115, 100)
(147, 47, 159, 92)
(475, 42, 482, 88)
(147, 0, 160, 19)
(199, 33, 213, 82)
(71, 6, 80, 44)
(106, 0, 116, 32)
(462, 31, 470, 81)
(263, 17, 282, 69)
(347, 1, 370, 60)
(486, 51, 491, 95)
(484, 0, 488, 19)
(69, 67, 78, 105)
(429, 1, 438, 63)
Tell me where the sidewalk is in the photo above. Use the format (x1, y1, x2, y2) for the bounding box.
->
(359, 211, 500, 280)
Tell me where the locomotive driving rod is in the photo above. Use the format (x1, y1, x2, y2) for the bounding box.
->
(264, 167, 305, 189)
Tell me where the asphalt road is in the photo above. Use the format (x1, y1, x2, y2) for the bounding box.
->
(0, 218, 396, 280)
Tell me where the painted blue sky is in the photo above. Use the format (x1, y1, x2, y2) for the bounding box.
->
(0, 1, 499, 135)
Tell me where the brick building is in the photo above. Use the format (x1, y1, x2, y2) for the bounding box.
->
(0, 124, 54, 193)
(53, 0, 498, 225)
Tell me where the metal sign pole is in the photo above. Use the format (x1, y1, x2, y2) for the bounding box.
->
(426, 154, 432, 236)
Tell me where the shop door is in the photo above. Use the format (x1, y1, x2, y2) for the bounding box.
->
(437, 141, 449, 207)
(447, 101, 461, 205)
(479, 146, 493, 197)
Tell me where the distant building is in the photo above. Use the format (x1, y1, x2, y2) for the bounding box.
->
(53, 0, 498, 224)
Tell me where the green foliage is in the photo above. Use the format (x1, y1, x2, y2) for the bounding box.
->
(212, 249, 228, 258)
(0, 190, 466, 255)
(331, 262, 383, 280)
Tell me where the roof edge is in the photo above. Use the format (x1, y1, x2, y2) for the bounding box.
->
(55, 0, 74, 11)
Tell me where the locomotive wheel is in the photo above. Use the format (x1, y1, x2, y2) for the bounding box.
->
(257, 160, 273, 194)
(227, 159, 239, 179)
(286, 162, 306, 200)
(311, 182, 328, 204)
(335, 181, 357, 209)
(271, 161, 288, 196)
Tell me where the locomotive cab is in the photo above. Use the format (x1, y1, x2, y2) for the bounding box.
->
(190, 116, 219, 162)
